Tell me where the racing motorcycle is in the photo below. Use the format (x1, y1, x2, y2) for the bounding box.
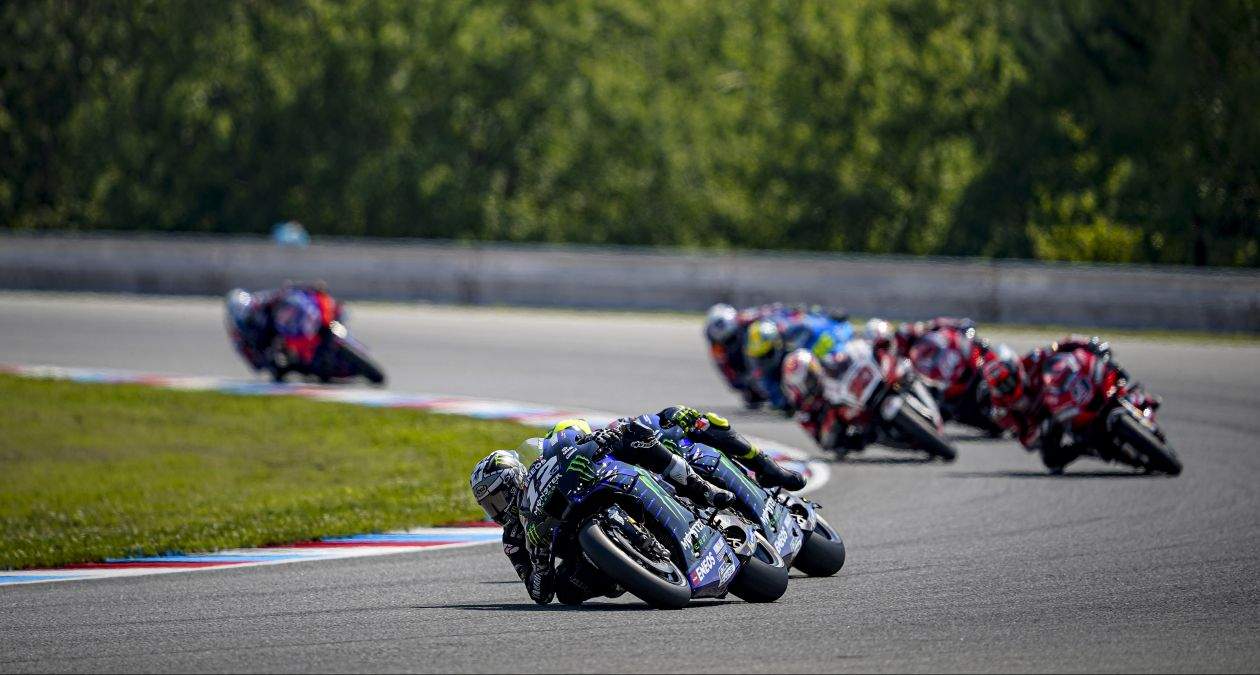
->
(686, 442, 845, 577)
(538, 450, 790, 609)
(818, 339, 958, 461)
(905, 326, 1005, 436)
(1039, 348, 1182, 475)
(225, 288, 386, 385)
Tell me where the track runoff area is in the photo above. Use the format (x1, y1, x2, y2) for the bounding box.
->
(0, 364, 827, 587)
(0, 293, 1257, 673)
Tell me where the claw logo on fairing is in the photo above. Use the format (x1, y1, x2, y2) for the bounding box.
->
(682, 519, 706, 555)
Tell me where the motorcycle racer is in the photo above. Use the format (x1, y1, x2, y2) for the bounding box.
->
(705, 303, 777, 408)
(225, 282, 339, 380)
(894, 316, 1004, 434)
(982, 335, 1131, 473)
(472, 406, 806, 605)
(746, 307, 854, 412)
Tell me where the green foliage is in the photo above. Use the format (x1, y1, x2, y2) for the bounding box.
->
(1, 0, 1256, 265)
(0, 374, 541, 569)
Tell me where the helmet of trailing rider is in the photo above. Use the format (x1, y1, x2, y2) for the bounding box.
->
(863, 318, 892, 345)
(705, 303, 740, 343)
(781, 348, 822, 410)
(745, 319, 784, 364)
(225, 288, 254, 325)
(982, 345, 1025, 409)
(470, 450, 526, 524)
(546, 419, 592, 439)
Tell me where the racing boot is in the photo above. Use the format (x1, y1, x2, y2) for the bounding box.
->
(741, 447, 807, 491)
(660, 406, 807, 491)
(664, 455, 733, 509)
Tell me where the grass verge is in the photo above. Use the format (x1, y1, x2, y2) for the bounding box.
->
(0, 374, 540, 570)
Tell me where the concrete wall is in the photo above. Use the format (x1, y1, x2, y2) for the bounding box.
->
(2, 231, 1258, 331)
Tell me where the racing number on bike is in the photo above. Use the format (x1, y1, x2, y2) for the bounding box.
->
(523, 456, 563, 515)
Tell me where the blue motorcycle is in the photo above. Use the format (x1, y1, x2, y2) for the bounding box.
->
(550, 450, 790, 609)
(686, 442, 846, 577)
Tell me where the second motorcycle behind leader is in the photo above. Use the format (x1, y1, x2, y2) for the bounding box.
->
(782, 339, 959, 462)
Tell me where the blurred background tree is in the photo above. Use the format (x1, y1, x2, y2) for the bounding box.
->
(1, 0, 1256, 265)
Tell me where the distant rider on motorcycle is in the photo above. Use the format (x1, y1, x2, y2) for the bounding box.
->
(981, 335, 1131, 473)
(745, 307, 854, 412)
(225, 282, 338, 380)
(705, 303, 779, 408)
(471, 406, 806, 605)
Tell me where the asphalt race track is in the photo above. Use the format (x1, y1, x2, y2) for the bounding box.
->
(1, 292, 1258, 673)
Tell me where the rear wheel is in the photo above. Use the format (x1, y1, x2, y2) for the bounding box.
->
(578, 519, 691, 609)
(792, 514, 846, 577)
(1114, 413, 1182, 476)
(890, 403, 958, 461)
(729, 533, 790, 603)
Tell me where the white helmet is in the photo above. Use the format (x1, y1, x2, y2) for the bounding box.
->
(781, 348, 822, 410)
(225, 288, 254, 325)
(470, 450, 526, 524)
(705, 303, 739, 343)
(864, 318, 892, 344)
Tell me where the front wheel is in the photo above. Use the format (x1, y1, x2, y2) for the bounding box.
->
(728, 533, 790, 603)
(792, 514, 846, 577)
(890, 403, 958, 461)
(578, 519, 691, 609)
(334, 340, 386, 385)
(1113, 413, 1182, 476)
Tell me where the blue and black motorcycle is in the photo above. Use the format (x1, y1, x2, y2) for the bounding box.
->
(686, 442, 846, 577)
(546, 450, 790, 609)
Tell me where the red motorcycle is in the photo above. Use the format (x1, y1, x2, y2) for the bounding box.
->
(1039, 348, 1181, 475)
(226, 287, 386, 385)
(813, 340, 958, 461)
(906, 327, 1005, 436)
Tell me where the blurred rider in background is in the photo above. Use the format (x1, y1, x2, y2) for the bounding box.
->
(704, 303, 777, 408)
(745, 305, 854, 413)
(981, 335, 1131, 473)
(225, 281, 338, 380)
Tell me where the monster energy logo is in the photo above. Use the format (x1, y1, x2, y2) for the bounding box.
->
(635, 468, 689, 521)
(567, 454, 596, 485)
(526, 522, 545, 547)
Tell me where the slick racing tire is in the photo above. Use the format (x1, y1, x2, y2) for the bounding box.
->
(792, 514, 846, 577)
(337, 341, 386, 386)
(578, 519, 691, 610)
(729, 533, 790, 603)
(891, 404, 958, 462)
(1114, 412, 1182, 476)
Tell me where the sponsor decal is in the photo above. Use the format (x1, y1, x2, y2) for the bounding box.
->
(774, 525, 792, 551)
(760, 497, 778, 527)
(682, 519, 707, 556)
(695, 553, 717, 578)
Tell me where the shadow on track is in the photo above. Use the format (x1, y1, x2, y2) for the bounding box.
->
(945, 431, 1007, 443)
(948, 470, 1158, 480)
(436, 600, 736, 613)
(832, 455, 933, 466)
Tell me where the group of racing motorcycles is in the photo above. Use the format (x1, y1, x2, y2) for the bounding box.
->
(702, 302, 1182, 477)
(224, 286, 1182, 610)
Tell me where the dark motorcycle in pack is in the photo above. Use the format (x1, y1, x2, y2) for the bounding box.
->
(686, 442, 846, 577)
(533, 448, 790, 609)
(1039, 348, 1181, 475)
(906, 326, 1004, 436)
